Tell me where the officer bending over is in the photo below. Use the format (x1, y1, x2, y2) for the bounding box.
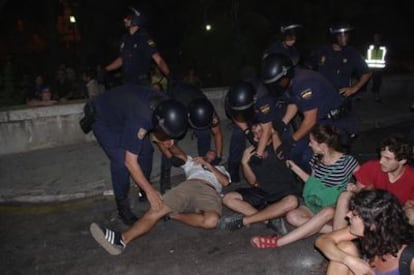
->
(89, 83, 187, 226)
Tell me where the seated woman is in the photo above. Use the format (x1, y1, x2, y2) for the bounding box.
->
(251, 124, 359, 248)
(315, 189, 414, 275)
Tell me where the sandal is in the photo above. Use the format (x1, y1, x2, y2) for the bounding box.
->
(250, 235, 279, 248)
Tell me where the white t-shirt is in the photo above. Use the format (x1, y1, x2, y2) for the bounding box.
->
(181, 156, 230, 194)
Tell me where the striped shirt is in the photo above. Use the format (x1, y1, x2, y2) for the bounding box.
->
(310, 154, 359, 188)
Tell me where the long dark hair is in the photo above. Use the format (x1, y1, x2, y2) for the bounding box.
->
(349, 190, 414, 262)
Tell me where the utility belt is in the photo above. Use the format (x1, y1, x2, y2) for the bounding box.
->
(325, 100, 351, 120)
(79, 101, 96, 134)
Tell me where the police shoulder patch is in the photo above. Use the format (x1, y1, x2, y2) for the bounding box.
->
(147, 39, 156, 47)
(300, 89, 313, 100)
(259, 104, 270, 114)
(137, 128, 147, 140)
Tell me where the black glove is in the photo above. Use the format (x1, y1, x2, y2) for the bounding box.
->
(249, 153, 263, 166)
(210, 156, 222, 166)
(272, 120, 288, 135)
(170, 156, 185, 167)
(275, 136, 296, 160)
(243, 128, 258, 147)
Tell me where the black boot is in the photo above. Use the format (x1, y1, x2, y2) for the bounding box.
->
(228, 162, 241, 183)
(160, 167, 171, 194)
(116, 198, 138, 226)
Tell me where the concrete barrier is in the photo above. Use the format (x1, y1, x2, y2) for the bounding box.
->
(0, 73, 413, 156)
(0, 88, 230, 156)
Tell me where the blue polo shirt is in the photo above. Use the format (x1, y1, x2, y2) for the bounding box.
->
(120, 29, 158, 82)
(306, 45, 369, 90)
(286, 68, 344, 120)
(93, 84, 168, 154)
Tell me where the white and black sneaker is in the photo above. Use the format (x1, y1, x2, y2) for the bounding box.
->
(90, 223, 126, 255)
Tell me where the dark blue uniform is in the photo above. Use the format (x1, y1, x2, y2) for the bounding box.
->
(283, 68, 351, 169)
(306, 45, 369, 90)
(120, 30, 158, 86)
(264, 41, 301, 66)
(305, 45, 368, 134)
(92, 84, 168, 201)
(169, 83, 220, 156)
(228, 79, 284, 181)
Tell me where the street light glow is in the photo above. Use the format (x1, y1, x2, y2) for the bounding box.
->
(205, 24, 211, 31)
(70, 16, 76, 23)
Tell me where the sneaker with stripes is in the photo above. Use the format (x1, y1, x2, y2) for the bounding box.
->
(90, 223, 126, 255)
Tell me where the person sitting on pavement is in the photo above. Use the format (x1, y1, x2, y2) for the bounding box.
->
(220, 122, 301, 234)
(315, 189, 414, 275)
(89, 144, 231, 256)
(250, 124, 359, 248)
(333, 135, 414, 229)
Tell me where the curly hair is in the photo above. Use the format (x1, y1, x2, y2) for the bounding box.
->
(310, 124, 343, 152)
(379, 135, 413, 161)
(349, 189, 414, 262)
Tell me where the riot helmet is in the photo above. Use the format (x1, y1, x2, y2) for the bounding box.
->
(329, 21, 353, 47)
(262, 53, 294, 84)
(262, 53, 294, 98)
(329, 22, 353, 35)
(152, 99, 188, 139)
(225, 81, 256, 122)
(280, 23, 303, 37)
(188, 97, 215, 130)
(125, 7, 143, 26)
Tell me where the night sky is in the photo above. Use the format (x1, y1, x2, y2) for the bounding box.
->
(1, 0, 413, 86)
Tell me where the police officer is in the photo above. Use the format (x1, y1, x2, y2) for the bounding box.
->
(225, 75, 279, 182)
(105, 7, 170, 86)
(263, 53, 353, 171)
(91, 84, 187, 225)
(263, 21, 303, 66)
(157, 83, 223, 193)
(305, 21, 372, 135)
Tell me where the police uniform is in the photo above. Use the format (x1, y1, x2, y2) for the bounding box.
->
(264, 41, 301, 66)
(283, 68, 351, 169)
(92, 84, 168, 203)
(168, 83, 219, 156)
(305, 44, 368, 134)
(120, 29, 159, 86)
(306, 45, 369, 90)
(227, 79, 280, 180)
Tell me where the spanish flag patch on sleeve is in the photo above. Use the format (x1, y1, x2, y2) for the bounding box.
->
(147, 39, 156, 47)
(300, 89, 313, 99)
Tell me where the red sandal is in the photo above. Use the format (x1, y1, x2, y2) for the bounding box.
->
(250, 235, 279, 248)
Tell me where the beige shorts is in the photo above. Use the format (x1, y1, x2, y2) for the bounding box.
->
(163, 179, 222, 215)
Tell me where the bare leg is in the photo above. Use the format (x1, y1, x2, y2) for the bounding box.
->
(333, 191, 353, 230)
(222, 192, 259, 216)
(170, 210, 220, 229)
(326, 241, 359, 275)
(122, 204, 171, 244)
(243, 195, 298, 226)
(277, 206, 335, 247)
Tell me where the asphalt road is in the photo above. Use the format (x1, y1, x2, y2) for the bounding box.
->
(1, 121, 413, 275)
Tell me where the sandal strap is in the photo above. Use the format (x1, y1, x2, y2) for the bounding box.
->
(251, 235, 279, 248)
